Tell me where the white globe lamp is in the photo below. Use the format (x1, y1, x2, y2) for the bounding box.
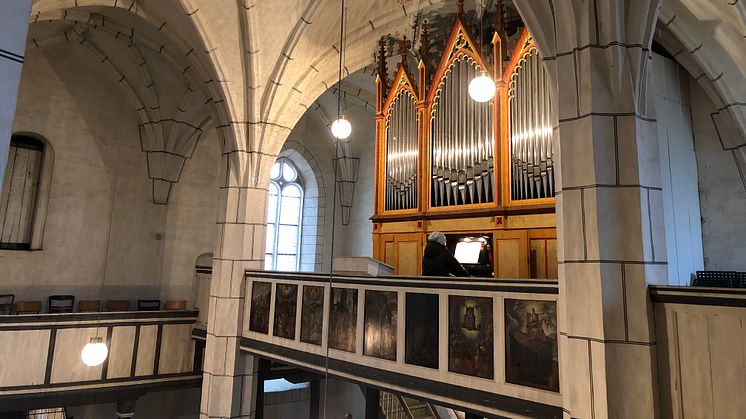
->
(81, 337, 108, 367)
(468, 71, 496, 102)
(331, 117, 352, 140)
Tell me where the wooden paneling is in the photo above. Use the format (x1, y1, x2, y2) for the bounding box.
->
(396, 240, 420, 276)
(374, 215, 556, 279)
(656, 301, 746, 419)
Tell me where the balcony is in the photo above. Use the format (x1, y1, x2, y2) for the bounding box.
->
(0, 310, 201, 412)
(240, 270, 563, 419)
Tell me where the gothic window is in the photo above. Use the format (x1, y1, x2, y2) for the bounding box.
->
(265, 159, 303, 271)
(0, 135, 45, 250)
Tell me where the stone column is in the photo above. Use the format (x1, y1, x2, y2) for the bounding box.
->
(115, 400, 136, 418)
(513, 1, 667, 418)
(0, 0, 32, 184)
(200, 140, 276, 418)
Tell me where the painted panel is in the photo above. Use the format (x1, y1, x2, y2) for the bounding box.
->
(0, 330, 49, 386)
(300, 285, 324, 345)
(249, 281, 272, 334)
(273, 283, 298, 340)
(405, 293, 439, 369)
(364, 290, 397, 361)
(107, 326, 135, 378)
(329, 288, 358, 353)
(448, 295, 494, 379)
(51, 327, 105, 383)
(135, 325, 157, 376)
(505, 299, 559, 391)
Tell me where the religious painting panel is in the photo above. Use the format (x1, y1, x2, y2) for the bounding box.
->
(364, 290, 397, 361)
(273, 283, 298, 340)
(448, 295, 494, 379)
(405, 292, 439, 369)
(249, 281, 272, 334)
(329, 288, 358, 353)
(300, 285, 324, 345)
(505, 299, 559, 391)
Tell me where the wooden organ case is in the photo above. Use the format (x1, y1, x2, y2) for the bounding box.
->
(372, 4, 557, 279)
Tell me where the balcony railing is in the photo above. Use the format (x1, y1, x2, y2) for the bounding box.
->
(0, 310, 201, 412)
(241, 270, 562, 419)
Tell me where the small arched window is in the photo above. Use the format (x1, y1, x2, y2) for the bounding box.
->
(265, 159, 304, 271)
(0, 135, 45, 250)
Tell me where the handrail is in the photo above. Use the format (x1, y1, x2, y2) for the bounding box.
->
(397, 395, 416, 419)
(649, 285, 746, 307)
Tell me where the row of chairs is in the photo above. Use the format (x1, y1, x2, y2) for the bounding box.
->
(0, 294, 187, 315)
(692, 271, 746, 288)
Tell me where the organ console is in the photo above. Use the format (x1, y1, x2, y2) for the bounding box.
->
(372, 1, 558, 279)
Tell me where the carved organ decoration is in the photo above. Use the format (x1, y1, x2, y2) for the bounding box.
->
(508, 46, 555, 200)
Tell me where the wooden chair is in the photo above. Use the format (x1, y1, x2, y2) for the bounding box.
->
(165, 300, 187, 310)
(15, 300, 41, 314)
(48, 295, 75, 313)
(78, 300, 101, 312)
(106, 300, 130, 312)
(137, 299, 161, 311)
(0, 294, 14, 315)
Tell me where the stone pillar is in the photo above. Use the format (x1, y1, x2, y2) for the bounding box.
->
(0, 0, 32, 185)
(115, 400, 136, 418)
(363, 387, 380, 419)
(512, 1, 667, 418)
(200, 143, 275, 418)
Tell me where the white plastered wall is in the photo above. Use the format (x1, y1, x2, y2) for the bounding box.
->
(1, 41, 219, 307)
(690, 82, 746, 272)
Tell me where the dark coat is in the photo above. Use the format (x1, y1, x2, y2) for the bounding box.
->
(421, 241, 470, 277)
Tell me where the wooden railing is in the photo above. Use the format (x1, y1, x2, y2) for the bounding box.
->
(0, 310, 201, 411)
(241, 270, 562, 419)
(652, 285, 746, 418)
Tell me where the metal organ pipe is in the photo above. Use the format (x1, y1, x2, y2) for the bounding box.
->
(509, 48, 555, 201)
(385, 91, 418, 211)
(430, 56, 494, 207)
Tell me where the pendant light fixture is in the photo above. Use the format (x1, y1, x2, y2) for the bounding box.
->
(469, 71, 496, 102)
(330, 117, 352, 139)
(330, 0, 351, 140)
(81, 337, 109, 367)
(469, 0, 496, 102)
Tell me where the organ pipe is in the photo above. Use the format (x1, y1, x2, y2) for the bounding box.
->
(385, 90, 418, 211)
(508, 48, 555, 200)
(430, 56, 495, 207)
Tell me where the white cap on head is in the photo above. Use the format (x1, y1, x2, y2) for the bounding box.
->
(427, 231, 447, 246)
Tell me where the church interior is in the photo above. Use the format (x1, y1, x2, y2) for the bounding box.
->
(0, 0, 744, 418)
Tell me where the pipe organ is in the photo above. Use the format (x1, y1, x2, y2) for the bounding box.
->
(372, 3, 558, 280)
(431, 56, 495, 207)
(509, 48, 555, 200)
(385, 90, 418, 211)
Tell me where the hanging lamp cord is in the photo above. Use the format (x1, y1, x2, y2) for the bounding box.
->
(323, 1, 346, 418)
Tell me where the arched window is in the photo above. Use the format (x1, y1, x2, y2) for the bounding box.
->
(265, 159, 304, 271)
(0, 135, 45, 250)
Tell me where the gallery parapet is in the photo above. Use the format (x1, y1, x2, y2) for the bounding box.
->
(241, 269, 561, 419)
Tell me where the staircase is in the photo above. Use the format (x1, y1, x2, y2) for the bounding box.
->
(380, 392, 441, 419)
